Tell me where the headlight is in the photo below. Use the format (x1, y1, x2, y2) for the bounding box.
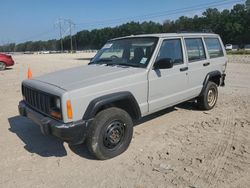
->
(49, 97, 62, 120)
(55, 98, 61, 109)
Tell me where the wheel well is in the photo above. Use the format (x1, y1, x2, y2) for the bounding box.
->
(83, 92, 141, 121)
(95, 99, 140, 120)
(199, 72, 221, 96)
(209, 75, 221, 86)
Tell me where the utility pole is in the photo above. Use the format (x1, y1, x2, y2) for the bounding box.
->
(66, 19, 75, 53)
(59, 21, 63, 52)
(55, 18, 75, 53)
(69, 20, 74, 53)
(55, 18, 64, 53)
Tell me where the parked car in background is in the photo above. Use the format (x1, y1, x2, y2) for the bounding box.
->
(232, 45, 239, 51)
(244, 44, 250, 51)
(0, 53, 15, 71)
(225, 44, 233, 50)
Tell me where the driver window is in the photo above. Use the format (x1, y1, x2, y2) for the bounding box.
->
(156, 39, 184, 65)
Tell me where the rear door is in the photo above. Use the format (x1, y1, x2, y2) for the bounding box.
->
(148, 38, 189, 112)
(184, 37, 209, 97)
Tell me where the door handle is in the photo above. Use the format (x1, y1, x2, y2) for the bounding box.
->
(180, 67, 188, 72)
(203, 62, 210, 66)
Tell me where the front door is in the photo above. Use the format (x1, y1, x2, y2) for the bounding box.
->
(148, 38, 189, 113)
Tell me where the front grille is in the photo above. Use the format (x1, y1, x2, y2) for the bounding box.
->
(22, 85, 51, 115)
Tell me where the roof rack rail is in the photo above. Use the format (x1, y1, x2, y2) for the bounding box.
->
(177, 29, 214, 33)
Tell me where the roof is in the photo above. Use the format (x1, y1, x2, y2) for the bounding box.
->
(110, 33, 219, 41)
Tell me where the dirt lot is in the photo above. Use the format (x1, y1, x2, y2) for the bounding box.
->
(0, 53, 250, 188)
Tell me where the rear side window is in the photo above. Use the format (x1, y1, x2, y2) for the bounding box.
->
(156, 39, 183, 65)
(204, 38, 224, 58)
(185, 38, 206, 62)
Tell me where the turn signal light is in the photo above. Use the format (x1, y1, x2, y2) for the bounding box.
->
(66, 100, 73, 119)
(50, 110, 62, 120)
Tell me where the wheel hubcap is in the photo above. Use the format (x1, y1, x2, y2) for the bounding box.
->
(103, 121, 125, 149)
(0, 62, 5, 70)
(207, 88, 216, 107)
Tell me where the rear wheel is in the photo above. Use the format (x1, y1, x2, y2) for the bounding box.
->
(87, 107, 133, 160)
(0, 62, 6, 71)
(197, 81, 218, 110)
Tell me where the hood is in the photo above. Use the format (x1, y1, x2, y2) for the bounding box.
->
(34, 65, 145, 91)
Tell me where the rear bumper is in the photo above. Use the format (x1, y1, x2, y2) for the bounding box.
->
(221, 73, 226, 86)
(7, 61, 14, 67)
(18, 101, 91, 145)
(4, 59, 14, 67)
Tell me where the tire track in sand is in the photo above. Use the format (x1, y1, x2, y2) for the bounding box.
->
(191, 110, 235, 188)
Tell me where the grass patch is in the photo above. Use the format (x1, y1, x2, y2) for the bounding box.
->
(227, 50, 250, 55)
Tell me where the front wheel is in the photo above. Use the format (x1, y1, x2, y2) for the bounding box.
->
(197, 81, 218, 110)
(86, 107, 133, 160)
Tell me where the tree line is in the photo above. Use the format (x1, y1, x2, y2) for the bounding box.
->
(0, 1, 249, 52)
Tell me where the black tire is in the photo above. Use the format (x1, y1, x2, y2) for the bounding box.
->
(0, 61, 6, 71)
(86, 107, 133, 160)
(197, 81, 218, 110)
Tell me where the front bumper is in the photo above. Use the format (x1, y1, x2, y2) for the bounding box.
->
(18, 101, 91, 145)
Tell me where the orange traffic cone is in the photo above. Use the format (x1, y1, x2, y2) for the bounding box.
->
(27, 67, 32, 79)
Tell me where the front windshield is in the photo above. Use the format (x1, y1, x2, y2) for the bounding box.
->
(90, 37, 158, 68)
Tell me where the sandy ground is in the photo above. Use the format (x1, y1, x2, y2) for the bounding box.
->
(0, 53, 250, 188)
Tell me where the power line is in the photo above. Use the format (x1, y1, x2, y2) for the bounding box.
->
(75, 0, 244, 28)
(17, 29, 55, 43)
(76, 0, 228, 25)
(55, 18, 76, 52)
(11, 0, 245, 44)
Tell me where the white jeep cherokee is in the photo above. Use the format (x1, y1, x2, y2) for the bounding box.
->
(19, 33, 227, 159)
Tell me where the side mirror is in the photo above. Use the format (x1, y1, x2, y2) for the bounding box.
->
(88, 58, 94, 65)
(154, 58, 173, 69)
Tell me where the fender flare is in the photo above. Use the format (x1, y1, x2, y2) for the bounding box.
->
(83, 91, 141, 120)
(200, 71, 221, 96)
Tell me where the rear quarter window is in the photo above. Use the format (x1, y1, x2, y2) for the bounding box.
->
(204, 38, 224, 58)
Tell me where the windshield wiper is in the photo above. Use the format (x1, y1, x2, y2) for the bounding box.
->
(116, 63, 143, 68)
(90, 59, 144, 68)
(90, 58, 113, 64)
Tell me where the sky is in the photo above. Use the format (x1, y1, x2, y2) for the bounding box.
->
(0, 0, 245, 44)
